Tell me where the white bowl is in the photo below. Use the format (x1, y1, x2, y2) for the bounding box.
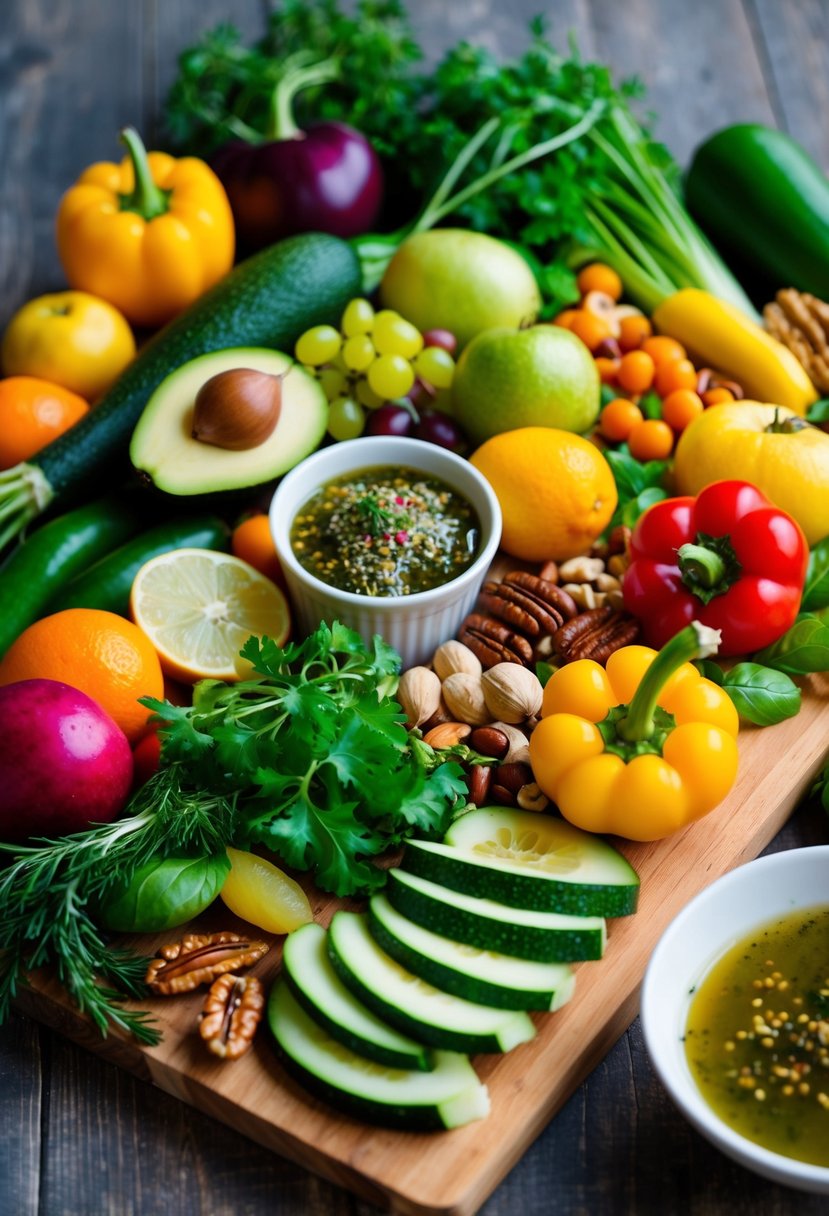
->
(268, 437, 502, 669)
(641, 846, 829, 1194)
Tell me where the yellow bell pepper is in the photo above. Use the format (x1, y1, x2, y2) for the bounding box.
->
(529, 623, 739, 841)
(673, 401, 829, 546)
(652, 288, 817, 414)
(56, 128, 235, 329)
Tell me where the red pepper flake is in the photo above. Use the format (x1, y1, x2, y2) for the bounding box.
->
(394, 496, 405, 505)
(395, 530, 409, 545)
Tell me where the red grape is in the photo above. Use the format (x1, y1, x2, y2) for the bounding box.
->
(414, 409, 466, 452)
(421, 329, 458, 355)
(365, 403, 414, 437)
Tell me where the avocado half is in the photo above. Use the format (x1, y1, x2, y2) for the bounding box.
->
(130, 347, 327, 495)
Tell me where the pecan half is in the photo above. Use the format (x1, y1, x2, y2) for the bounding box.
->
(458, 612, 534, 668)
(479, 572, 577, 638)
(554, 605, 640, 664)
(146, 932, 270, 995)
(199, 973, 265, 1060)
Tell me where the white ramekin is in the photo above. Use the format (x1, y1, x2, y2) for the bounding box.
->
(268, 436, 502, 669)
(641, 846, 829, 1194)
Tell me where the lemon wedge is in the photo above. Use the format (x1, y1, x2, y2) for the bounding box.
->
(130, 547, 290, 682)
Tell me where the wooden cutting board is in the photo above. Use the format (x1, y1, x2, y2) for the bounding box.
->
(16, 672, 829, 1216)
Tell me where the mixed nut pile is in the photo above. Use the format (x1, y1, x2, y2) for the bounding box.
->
(400, 532, 642, 812)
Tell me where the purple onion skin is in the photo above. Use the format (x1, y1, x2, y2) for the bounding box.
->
(211, 122, 383, 251)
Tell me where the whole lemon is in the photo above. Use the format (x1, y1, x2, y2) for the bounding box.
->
(380, 230, 541, 350)
(452, 325, 600, 445)
(470, 427, 617, 562)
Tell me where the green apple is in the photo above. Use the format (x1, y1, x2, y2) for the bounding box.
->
(380, 229, 541, 350)
(451, 325, 601, 444)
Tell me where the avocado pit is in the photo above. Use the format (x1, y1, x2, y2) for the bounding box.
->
(192, 367, 284, 451)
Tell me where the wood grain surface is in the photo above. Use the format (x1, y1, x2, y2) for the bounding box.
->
(1, 2, 829, 1215)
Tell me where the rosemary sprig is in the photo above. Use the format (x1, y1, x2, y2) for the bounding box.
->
(0, 766, 238, 1043)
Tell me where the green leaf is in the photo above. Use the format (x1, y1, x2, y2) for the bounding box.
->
(722, 663, 801, 726)
(806, 398, 829, 424)
(753, 615, 829, 674)
(621, 485, 667, 529)
(802, 535, 829, 611)
(694, 659, 724, 686)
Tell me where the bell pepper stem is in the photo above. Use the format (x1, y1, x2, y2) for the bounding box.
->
(617, 622, 721, 743)
(676, 542, 726, 588)
(119, 128, 169, 221)
(267, 56, 340, 141)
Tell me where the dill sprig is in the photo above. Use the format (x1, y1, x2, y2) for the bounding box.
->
(0, 765, 238, 1043)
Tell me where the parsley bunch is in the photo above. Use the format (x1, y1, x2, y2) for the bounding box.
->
(145, 622, 467, 897)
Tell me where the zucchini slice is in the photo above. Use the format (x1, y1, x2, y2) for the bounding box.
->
(282, 922, 433, 1072)
(387, 868, 606, 963)
(418, 809, 640, 917)
(369, 894, 575, 1012)
(328, 911, 536, 1054)
(269, 980, 489, 1131)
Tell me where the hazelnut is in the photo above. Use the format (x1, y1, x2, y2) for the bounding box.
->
(442, 673, 490, 726)
(192, 368, 284, 450)
(433, 639, 482, 681)
(481, 663, 543, 724)
(397, 667, 442, 728)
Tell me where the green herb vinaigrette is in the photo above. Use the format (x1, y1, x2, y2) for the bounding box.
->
(684, 905, 829, 1167)
(290, 466, 480, 597)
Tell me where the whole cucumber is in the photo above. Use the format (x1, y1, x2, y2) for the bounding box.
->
(49, 515, 230, 616)
(0, 496, 145, 655)
(686, 124, 829, 297)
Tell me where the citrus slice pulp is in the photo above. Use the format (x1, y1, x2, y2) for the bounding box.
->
(130, 547, 290, 682)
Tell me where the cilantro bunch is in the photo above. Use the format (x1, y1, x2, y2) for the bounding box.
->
(145, 622, 467, 897)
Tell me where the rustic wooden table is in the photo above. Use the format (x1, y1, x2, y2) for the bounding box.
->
(2, 2, 829, 1214)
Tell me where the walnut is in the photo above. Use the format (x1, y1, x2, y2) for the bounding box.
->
(199, 973, 265, 1060)
(145, 932, 270, 995)
(764, 289, 829, 393)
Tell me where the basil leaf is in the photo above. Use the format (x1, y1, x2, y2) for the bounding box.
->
(722, 663, 801, 726)
(98, 852, 230, 933)
(604, 450, 669, 499)
(621, 485, 668, 529)
(753, 615, 829, 674)
(802, 535, 829, 611)
(806, 398, 829, 424)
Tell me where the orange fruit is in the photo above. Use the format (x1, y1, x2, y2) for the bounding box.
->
(628, 418, 675, 461)
(0, 608, 163, 743)
(594, 356, 620, 385)
(655, 357, 698, 397)
(618, 313, 652, 351)
(0, 376, 88, 469)
(130, 549, 291, 683)
(576, 263, 623, 301)
(568, 311, 612, 353)
(661, 389, 704, 432)
(617, 350, 655, 395)
(231, 513, 286, 589)
(702, 386, 735, 406)
(641, 335, 686, 365)
(470, 427, 618, 562)
(600, 398, 644, 443)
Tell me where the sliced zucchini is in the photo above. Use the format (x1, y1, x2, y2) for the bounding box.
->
(435, 808, 639, 917)
(387, 868, 606, 963)
(328, 911, 536, 1054)
(269, 980, 489, 1131)
(282, 922, 433, 1072)
(369, 894, 575, 1012)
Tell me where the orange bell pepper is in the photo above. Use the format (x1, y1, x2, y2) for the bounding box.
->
(56, 128, 235, 329)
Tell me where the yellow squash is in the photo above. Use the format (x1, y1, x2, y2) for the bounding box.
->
(673, 401, 829, 546)
(652, 288, 817, 414)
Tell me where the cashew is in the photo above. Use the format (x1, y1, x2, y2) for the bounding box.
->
(558, 556, 606, 583)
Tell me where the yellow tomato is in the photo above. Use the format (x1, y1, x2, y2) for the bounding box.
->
(673, 401, 829, 546)
(1, 291, 135, 401)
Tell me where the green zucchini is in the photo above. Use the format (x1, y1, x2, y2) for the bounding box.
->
(386, 868, 606, 963)
(328, 911, 536, 1054)
(0, 495, 144, 654)
(430, 808, 640, 917)
(282, 922, 433, 1072)
(268, 980, 489, 1131)
(49, 514, 229, 615)
(369, 894, 575, 1012)
(0, 233, 361, 551)
(686, 124, 829, 296)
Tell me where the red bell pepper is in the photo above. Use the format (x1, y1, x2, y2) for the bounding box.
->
(622, 480, 807, 656)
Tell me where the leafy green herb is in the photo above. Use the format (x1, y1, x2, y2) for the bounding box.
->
(694, 658, 724, 686)
(802, 536, 829, 612)
(164, 5, 755, 315)
(602, 450, 670, 535)
(356, 492, 411, 538)
(0, 767, 239, 1043)
(146, 622, 467, 897)
(753, 614, 829, 675)
(721, 663, 801, 726)
(805, 398, 829, 425)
